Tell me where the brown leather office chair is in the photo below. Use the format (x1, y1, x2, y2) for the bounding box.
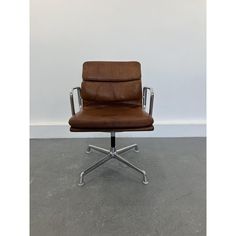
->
(69, 61, 154, 186)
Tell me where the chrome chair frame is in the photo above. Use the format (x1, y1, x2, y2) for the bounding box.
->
(70, 86, 154, 186)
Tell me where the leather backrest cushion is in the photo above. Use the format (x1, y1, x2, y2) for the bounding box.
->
(83, 61, 141, 82)
(81, 80, 142, 103)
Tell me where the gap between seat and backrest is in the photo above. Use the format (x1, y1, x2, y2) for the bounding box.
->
(81, 61, 142, 106)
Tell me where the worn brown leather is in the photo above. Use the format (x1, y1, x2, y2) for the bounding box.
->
(69, 61, 154, 131)
(69, 104, 153, 129)
(81, 80, 142, 103)
(83, 61, 141, 82)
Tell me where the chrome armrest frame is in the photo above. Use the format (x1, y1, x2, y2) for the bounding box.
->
(70, 87, 82, 115)
(142, 87, 154, 116)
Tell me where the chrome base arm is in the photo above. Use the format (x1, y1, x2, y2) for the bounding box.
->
(79, 154, 111, 186)
(114, 153, 148, 185)
(116, 144, 139, 154)
(86, 145, 110, 155)
(78, 143, 148, 186)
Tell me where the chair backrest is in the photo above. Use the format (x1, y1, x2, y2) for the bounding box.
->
(81, 61, 142, 106)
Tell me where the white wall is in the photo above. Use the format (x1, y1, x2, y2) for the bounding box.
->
(30, 0, 206, 138)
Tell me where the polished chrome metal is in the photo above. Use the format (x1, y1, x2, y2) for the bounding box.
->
(79, 133, 148, 186)
(114, 153, 148, 185)
(70, 91, 75, 115)
(110, 147, 116, 156)
(142, 87, 147, 110)
(143, 87, 154, 116)
(86, 145, 110, 154)
(70, 87, 82, 115)
(76, 87, 82, 108)
(78, 154, 112, 186)
(116, 144, 139, 154)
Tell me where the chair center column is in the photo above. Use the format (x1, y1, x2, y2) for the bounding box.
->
(110, 131, 116, 155)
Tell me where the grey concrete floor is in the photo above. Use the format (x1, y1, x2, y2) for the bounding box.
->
(30, 138, 206, 236)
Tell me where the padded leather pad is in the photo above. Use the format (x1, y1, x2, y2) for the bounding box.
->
(83, 61, 141, 82)
(69, 105, 153, 129)
(81, 80, 142, 102)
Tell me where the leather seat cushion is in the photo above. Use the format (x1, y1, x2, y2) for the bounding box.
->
(69, 105, 153, 129)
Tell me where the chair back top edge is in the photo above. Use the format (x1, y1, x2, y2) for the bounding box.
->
(82, 61, 141, 82)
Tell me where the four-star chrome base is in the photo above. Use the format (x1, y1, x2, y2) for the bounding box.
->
(78, 132, 149, 186)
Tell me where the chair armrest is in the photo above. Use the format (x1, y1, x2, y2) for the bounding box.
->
(70, 87, 82, 115)
(142, 87, 154, 116)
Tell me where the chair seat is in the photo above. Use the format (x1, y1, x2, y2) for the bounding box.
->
(69, 105, 153, 129)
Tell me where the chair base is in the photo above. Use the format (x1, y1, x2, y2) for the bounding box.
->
(78, 132, 148, 186)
